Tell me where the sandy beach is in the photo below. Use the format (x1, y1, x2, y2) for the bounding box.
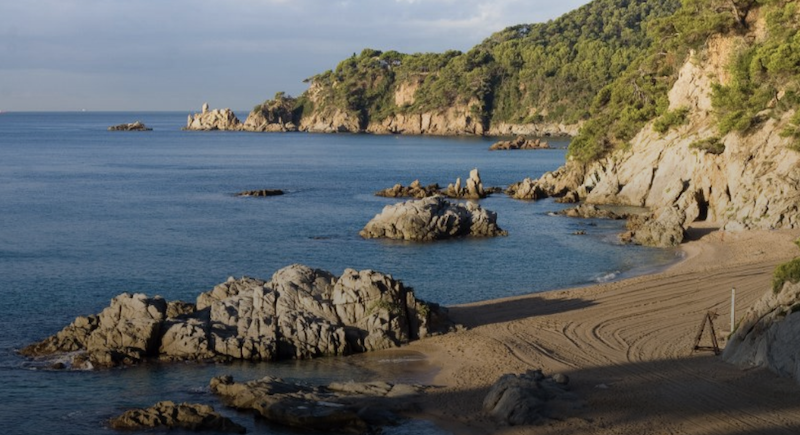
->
(398, 226, 800, 434)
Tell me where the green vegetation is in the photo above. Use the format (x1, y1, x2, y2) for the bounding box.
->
(689, 136, 725, 154)
(653, 107, 690, 133)
(286, 0, 800, 160)
(773, 257, 800, 293)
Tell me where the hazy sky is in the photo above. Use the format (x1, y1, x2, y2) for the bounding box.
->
(1, 0, 589, 112)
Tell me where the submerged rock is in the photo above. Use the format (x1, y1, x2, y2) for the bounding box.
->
(21, 264, 453, 368)
(108, 121, 152, 131)
(210, 375, 426, 433)
(109, 401, 245, 433)
(360, 196, 507, 241)
(489, 136, 550, 150)
(483, 369, 583, 426)
(235, 189, 284, 197)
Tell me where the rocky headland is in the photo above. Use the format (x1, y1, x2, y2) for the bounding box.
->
(20, 264, 453, 369)
(108, 121, 152, 131)
(211, 375, 427, 433)
(489, 136, 550, 151)
(360, 196, 507, 241)
(503, 34, 800, 247)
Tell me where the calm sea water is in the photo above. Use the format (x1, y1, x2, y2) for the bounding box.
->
(0, 112, 678, 434)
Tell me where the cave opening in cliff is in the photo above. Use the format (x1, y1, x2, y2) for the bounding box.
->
(696, 190, 709, 222)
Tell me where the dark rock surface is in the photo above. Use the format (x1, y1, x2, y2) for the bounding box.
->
(109, 401, 245, 433)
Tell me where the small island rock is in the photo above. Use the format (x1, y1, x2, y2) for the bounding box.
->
(375, 179, 441, 199)
(360, 196, 507, 241)
(108, 121, 152, 131)
(185, 104, 242, 131)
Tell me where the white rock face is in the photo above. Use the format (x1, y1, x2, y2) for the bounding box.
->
(723, 280, 800, 382)
(359, 196, 507, 241)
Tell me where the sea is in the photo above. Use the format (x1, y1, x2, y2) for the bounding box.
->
(0, 112, 679, 434)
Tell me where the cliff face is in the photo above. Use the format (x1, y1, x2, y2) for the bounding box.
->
(723, 280, 800, 383)
(536, 31, 800, 236)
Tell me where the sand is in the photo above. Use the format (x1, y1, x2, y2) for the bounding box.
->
(399, 226, 800, 434)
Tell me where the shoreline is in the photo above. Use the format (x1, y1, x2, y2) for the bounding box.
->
(394, 225, 800, 434)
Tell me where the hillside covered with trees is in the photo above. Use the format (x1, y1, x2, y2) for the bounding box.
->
(245, 0, 800, 164)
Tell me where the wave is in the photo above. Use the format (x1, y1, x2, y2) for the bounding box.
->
(592, 270, 621, 283)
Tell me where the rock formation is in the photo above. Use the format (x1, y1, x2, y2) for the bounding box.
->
(489, 136, 550, 150)
(505, 178, 547, 201)
(235, 189, 284, 197)
(445, 168, 487, 199)
(108, 401, 245, 433)
(483, 369, 582, 425)
(375, 180, 441, 199)
(20, 265, 453, 368)
(185, 104, 242, 131)
(108, 121, 152, 131)
(506, 36, 800, 243)
(556, 204, 628, 220)
(360, 196, 507, 241)
(243, 95, 299, 132)
(211, 375, 425, 434)
(723, 279, 800, 383)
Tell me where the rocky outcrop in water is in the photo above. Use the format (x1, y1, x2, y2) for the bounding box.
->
(723, 279, 800, 382)
(210, 375, 425, 434)
(483, 369, 582, 425)
(108, 121, 152, 131)
(185, 103, 242, 131)
(445, 168, 487, 199)
(557, 204, 628, 220)
(108, 401, 245, 433)
(375, 180, 441, 199)
(360, 196, 507, 241)
(21, 264, 453, 368)
(489, 136, 549, 151)
(235, 189, 284, 197)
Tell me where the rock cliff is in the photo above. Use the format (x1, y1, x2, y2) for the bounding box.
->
(512, 33, 800, 246)
(20, 264, 453, 368)
(723, 278, 800, 383)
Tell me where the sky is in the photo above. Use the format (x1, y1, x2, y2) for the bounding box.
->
(0, 0, 590, 112)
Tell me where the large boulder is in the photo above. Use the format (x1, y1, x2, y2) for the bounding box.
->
(108, 401, 245, 433)
(359, 196, 507, 241)
(243, 94, 299, 132)
(723, 279, 800, 382)
(210, 375, 425, 433)
(22, 265, 454, 368)
(483, 370, 582, 426)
